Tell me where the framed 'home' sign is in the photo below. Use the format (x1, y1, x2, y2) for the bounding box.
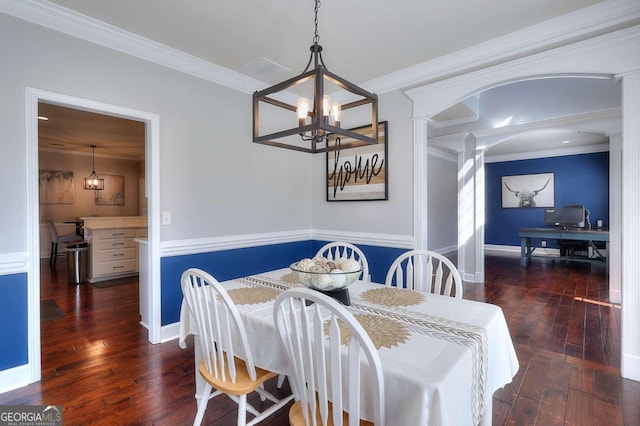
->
(326, 121, 388, 201)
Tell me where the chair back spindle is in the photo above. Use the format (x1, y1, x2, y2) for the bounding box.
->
(385, 250, 463, 298)
(274, 288, 385, 426)
(316, 242, 370, 281)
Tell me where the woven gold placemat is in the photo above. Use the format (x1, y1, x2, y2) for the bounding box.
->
(361, 287, 425, 307)
(227, 287, 278, 305)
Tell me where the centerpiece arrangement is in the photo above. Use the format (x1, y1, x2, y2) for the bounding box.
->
(290, 256, 362, 305)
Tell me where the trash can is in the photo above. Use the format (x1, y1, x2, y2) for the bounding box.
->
(67, 242, 89, 284)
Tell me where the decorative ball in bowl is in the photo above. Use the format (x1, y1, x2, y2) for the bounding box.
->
(290, 256, 362, 292)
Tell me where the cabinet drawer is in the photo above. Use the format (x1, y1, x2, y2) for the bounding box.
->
(136, 228, 148, 238)
(95, 238, 136, 250)
(97, 247, 136, 262)
(96, 259, 137, 276)
(95, 229, 136, 240)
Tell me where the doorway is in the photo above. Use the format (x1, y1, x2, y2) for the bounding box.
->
(26, 88, 161, 385)
(423, 76, 620, 294)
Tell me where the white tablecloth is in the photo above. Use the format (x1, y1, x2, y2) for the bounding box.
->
(179, 268, 519, 426)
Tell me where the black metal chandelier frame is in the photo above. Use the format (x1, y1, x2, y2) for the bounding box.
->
(252, 0, 378, 153)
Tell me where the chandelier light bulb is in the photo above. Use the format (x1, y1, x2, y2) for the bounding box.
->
(297, 98, 310, 120)
(330, 102, 341, 125)
(322, 95, 331, 117)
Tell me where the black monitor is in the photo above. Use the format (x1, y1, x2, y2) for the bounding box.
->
(544, 205, 586, 228)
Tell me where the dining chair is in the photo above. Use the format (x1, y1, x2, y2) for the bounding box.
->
(385, 249, 463, 298)
(316, 242, 370, 281)
(181, 268, 293, 426)
(273, 288, 385, 426)
(46, 218, 82, 266)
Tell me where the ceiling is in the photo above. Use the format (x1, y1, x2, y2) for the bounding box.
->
(45, 0, 603, 86)
(38, 103, 145, 159)
(33, 0, 619, 159)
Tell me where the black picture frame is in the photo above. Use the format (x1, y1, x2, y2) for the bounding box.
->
(501, 172, 554, 208)
(326, 121, 388, 201)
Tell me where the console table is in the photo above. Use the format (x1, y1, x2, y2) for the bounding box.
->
(519, 227, 609, 271)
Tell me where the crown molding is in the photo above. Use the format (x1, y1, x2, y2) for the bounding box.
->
(366, 0, 640, 94)
(429, 107, 620, 162)
(484, 143, 610, 164)
(0, 0, 267, 94)
(471, 107, 622, 139)
(1, 1, 638, 97)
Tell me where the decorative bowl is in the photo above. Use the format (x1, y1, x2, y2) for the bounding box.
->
(289, 259, 362, 292)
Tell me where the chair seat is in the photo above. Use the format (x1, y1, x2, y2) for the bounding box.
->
(199, 357, 278, 396)
(289, 400, 374, 426)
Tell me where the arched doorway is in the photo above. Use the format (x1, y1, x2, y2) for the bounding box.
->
(404, 27, 640, 380)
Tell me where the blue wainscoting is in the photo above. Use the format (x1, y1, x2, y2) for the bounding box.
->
(161, 240, 313, 325)
(485, 152, 609, 247)
(0, 273, 28, 370)
(161, 240, 407, 326)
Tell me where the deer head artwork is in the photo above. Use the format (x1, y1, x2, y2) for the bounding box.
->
(504, 178, 551, 207)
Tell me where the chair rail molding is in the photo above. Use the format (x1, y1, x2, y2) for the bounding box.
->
(0, 252, 29, 275)
(160, 229, 414, 258)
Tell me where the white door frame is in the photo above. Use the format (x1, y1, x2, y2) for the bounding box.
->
(25, 88, 162, 383)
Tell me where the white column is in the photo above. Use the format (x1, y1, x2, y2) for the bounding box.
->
(474, 148, 486, 283)
(458, 133, 483, 282)
(609, 132, 622, 303)
(621, 71, 640, 381)
(413, 116, 429, 250)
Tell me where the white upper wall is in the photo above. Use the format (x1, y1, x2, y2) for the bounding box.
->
(310, 90, 415, 237)
(0, 13, 313, 253)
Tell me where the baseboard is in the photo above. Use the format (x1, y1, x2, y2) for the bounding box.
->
(622, 353, 640, 382)
(0, 363, 30, 395)
(159, 322, 181, 344)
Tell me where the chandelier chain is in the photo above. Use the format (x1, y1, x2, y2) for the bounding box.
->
(313, 0, 321, 45)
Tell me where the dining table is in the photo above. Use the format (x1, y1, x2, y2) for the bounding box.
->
(179, 268, 519, 426)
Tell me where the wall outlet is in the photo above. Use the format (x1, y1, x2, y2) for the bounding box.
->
(541, 240, 547, 247)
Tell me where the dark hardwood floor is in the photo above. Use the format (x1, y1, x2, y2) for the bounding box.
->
(0, 254, 638, 425)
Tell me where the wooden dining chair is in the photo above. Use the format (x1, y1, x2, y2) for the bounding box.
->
(273, 288, 385, 426)
(316, 242, 370, 281)
(385, 249, 463, 298)
(181, 268, 293, 426)
(46, 218, 82, 266)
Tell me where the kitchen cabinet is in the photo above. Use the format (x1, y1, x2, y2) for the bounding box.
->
(81, 216, 147, 283)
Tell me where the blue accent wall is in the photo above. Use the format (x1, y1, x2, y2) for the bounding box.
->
(0, 273, 28, 370)
(161, 240, 407, 326)
(485, 152, 609, 246)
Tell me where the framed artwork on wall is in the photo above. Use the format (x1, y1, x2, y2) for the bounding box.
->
(501, 172, 554, 208)
(39, 170, 74, 204)
(326, 121, 388, 201)
(95, 174, 124, 206)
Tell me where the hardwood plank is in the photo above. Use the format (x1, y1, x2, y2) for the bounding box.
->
(536, 388, 567, 426)
(565, 389, 594, 426)
(505, 395, 539, 425)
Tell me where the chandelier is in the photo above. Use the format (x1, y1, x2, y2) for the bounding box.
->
(83, 145, 104, 190)
(252, 0, 378, 153)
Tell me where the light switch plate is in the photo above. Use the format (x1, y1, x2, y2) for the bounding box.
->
(162, 211, 172, 225)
